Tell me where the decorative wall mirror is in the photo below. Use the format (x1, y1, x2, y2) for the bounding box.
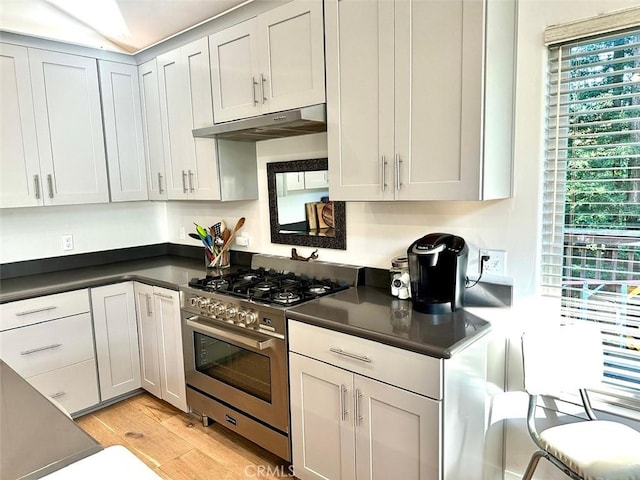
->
(267, 158, 346, 250)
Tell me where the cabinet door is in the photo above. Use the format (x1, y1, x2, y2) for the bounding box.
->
(285, 172, 305, 192)
(0, 43, 42, 208)
(29, 48, 109, 205)
(209, 19, 261, 122)
(138, 59, 167, 200)
(91, 283, 141, 401)
(158, 39, 219, 200)
(304, 171, 328, 189)
(395, 0, 484, 200)
(355, 375, 441, 480)
(289, 352, 356, 480)
(133, 282, 161, 398)
(157, 48, 189, 199)
(258, 0, 325, 114)
(99, 60, 148, 202)
(325, 0, 395, 201)
(154, 287, 188, 412)
(183, 38, 220, 201)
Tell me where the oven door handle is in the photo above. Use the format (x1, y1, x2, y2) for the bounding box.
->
(186, 317, 274, 351)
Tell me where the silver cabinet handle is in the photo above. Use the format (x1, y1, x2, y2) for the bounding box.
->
(21, 343, 62, 356)
(187, 317, 274, 351)
(47, 174, 54, 198)
(329, 347, 371, 363)
(15, 306, 57, 317)
(145, 293, 153, 315)
(182, 170, 188, 193)
(355, 389, 363, 425)
(381, 155, 388, 192)
(155, 292, 174, 300)
(340, 384, 348, 421)
(395, 154, 402, 191)
(188, 170, 194, 192)
(50, 391, 66, 399)
(34, 175, 41, 199)
(261, 73, 267, 103)
(252, 76, 259, 106)
(157, 172, 164, 194)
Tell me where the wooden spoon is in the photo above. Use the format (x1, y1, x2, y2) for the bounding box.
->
(210, 217, 245, 267)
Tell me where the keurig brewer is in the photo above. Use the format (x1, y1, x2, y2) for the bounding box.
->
(407, 233, 468, 314)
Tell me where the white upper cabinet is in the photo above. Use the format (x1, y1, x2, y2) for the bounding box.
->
(29, 48, 110, 205)
(138, 59, 167, 200)
(0, 43, 40, 208)
(325, 0, 516, 201)
(210, 0, 325, 123)
(99, 60, 148, 202)
(0, 44, 109, 207)
(157, 38, 221, 200)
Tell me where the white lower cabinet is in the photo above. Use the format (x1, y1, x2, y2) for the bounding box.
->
(289, 321, 441, 480)
(91, 282, 142, 401)
(0, 289, 99, 415)
(133, 282, 187, 412)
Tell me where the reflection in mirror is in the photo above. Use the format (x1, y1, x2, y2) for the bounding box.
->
(267, 159, 346, 250)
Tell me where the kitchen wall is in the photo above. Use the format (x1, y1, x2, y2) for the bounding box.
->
(0, 201, 166, 264)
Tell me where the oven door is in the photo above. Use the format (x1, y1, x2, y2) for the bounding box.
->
(182, 312, 288, 433)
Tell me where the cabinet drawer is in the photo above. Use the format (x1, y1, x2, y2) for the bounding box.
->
(288, 320, 443, 400)
(27, 359, 100, 415)
(0, 289, 90, 331)
(0, 313, 95, 377)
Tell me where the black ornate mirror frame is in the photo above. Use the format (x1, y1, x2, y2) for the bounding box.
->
(267, 158, 346, 250)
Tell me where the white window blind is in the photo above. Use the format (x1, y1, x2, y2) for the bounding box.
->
(542, 29, 640, 407)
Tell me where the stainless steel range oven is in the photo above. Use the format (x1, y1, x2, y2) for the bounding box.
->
(180, 254, 361, 462)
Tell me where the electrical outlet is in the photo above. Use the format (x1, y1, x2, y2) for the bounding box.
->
(179, 226, 186, 240)
(479, 249, 507, 277)
(236, 235, 249, 247)
(62, 234, 74, 251)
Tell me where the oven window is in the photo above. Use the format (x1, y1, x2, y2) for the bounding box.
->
(193, 332, 272, 403)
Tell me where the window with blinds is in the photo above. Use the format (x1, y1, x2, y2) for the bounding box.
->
(542, 29, 640, 408)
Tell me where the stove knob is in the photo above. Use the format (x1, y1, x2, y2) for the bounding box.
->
(214, 303, 225, 317)
(236, 309, 247, 325)
(189, 296, 199, 307)
(245, 311, 258, 326)
(225, 305, 237, 321)
(207, 303, 216, 315)
(197, 298, 210, 309)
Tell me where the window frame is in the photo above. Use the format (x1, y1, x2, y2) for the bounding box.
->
(541, 24, 640, 414)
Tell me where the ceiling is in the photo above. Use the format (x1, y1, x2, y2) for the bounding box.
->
(0, 0, 251, 54)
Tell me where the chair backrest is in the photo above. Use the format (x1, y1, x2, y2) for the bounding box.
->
(521, 322, 604, 395)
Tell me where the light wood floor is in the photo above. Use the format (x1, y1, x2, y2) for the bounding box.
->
(76, 393, 293, 480)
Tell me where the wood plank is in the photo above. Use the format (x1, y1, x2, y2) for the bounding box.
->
(85, 396, 193, 467)
(160, 449, 239, 480)
(76, 393, 290, 479)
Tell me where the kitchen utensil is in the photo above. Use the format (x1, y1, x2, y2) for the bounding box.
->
(194, 223, 208, 239)
(211, 222, 222, 238)
(209, 217, 245, 267)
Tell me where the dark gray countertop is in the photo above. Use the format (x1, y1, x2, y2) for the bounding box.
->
(0, 360, 103, 480)
(0, 256, 213, 303)
(286, 285, 492, 359)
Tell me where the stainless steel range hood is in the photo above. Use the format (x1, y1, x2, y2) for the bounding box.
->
(192, 104, 326, 142)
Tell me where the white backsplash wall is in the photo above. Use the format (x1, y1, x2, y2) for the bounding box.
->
(0, 201, 167, 263)
(165, 132, 538, 301)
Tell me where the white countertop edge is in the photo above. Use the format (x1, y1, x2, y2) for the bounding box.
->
(41, 446, 161, 479)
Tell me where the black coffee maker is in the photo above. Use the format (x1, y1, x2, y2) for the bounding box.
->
(407, 233, 468, 314)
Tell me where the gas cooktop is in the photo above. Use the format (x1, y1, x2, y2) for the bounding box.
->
(188, 268, 350, 307)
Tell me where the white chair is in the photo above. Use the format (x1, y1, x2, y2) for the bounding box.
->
(521, 323, 640, 480)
